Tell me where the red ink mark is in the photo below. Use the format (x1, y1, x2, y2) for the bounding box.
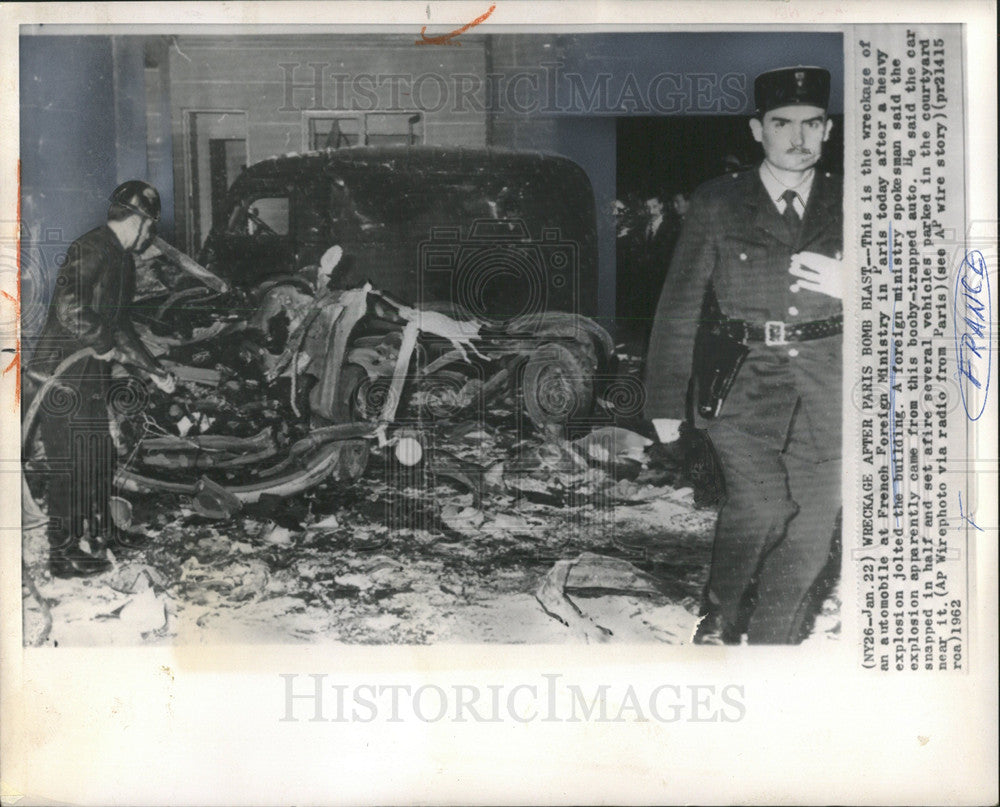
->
(5, 160, 21, 406)
(416, 4, 496, 46)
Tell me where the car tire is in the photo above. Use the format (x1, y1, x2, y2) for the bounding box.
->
(416, 369, 477, 421)
(332, 364, 394, 424)
(522, 342, 594, 430)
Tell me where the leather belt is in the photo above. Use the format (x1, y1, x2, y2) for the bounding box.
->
(722, 313, 843, 346)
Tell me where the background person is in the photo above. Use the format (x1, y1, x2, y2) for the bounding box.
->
(618, 191, 678, 353)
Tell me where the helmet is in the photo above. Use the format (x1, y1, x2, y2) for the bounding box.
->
(109, 180, 161, 222)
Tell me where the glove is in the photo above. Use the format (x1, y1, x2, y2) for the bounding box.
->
(789, 251, 843, 299)
(94, 347, 124, 363)
(651, 417, 683, 444)
(645, 418, 691, 468)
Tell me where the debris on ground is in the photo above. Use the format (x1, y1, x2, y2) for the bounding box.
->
(23, 409, 728, 645)
(21, 271, 838, 646)
(535, 552, 687, 643)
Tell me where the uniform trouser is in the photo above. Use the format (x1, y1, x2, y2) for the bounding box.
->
(31, 358, 118, 552)
(705, 421, 841, 643)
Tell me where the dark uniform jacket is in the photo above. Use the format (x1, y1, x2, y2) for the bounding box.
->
(644, 166, 843, 459)
(28, 224, 161, 376)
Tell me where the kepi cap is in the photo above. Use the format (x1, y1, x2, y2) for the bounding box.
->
(754, 66, 830, 115)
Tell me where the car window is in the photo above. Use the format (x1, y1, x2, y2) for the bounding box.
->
(341, 172, 575, 244)
(230, 196, 290, 236)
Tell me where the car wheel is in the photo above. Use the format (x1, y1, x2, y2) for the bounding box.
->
(332, 364, 394, 424)
(415, 369, 479, 420)
(522, 342, 594, 429)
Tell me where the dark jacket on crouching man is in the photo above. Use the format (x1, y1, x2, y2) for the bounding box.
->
(25, 181, 170, 579)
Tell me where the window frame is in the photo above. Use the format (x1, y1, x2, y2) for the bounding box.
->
(301, 110, 426, 151)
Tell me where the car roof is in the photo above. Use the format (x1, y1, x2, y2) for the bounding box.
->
(234, 145, 589, 185)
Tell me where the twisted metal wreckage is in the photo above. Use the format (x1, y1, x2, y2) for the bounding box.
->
(25, 238, 620, 525)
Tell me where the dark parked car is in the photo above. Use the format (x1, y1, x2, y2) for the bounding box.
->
(198, 146, 599, 323)
(111, 147, 618, 508)
(191, 146, 615, 431)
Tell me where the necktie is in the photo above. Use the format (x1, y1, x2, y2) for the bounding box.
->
(781, 189, 801, 227)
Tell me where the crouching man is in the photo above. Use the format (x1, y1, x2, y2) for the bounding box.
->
(26, 180, 176, 578)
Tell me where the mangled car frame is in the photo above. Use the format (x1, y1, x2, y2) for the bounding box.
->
(88, 147, 616, 510)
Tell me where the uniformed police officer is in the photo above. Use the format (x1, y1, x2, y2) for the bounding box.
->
(644, 66, 843, 644)
(27, 181, 176, 578)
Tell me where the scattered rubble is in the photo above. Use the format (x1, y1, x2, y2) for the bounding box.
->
(21, 259, 838, 645)
(536, 552, 667, 642)
(23, 413, 725, 645)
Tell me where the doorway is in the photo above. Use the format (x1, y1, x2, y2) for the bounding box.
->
(185, 111, 248, 253)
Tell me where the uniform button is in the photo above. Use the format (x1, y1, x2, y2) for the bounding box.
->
(787, 348, 799, 358)
(739, 252, 747, 261)
(788, 306, 799, 316)
(790, 283, 800, 293)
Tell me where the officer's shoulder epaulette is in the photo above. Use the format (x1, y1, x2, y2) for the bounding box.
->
(692, 168, 755, 202)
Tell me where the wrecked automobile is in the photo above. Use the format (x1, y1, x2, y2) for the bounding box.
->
(198, 146, 614, 427)
(114, 147, 615, 509)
